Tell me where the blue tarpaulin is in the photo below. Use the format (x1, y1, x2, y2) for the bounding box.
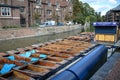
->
(19, 53, 27, 57)
(29, 50, 36, 54)
(19, 52, 31, 58)
(0, 64, 15, 75)
(7, 56, 15, 60)
(39, 54, 47, 58)
(19, 50, 36, 58)
(31, 58, 39, 62)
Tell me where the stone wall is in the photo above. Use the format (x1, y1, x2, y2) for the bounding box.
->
(0, 25, 83, 40)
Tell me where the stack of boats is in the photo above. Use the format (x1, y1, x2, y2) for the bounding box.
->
(0, 35, 95, 80)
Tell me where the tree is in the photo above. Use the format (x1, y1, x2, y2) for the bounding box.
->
(72, 0, 82, 23)
(51, 11, 59, 25)
(33, 11, 41, 24)
(64, 12, 73, 22)
(72, 0, 103, 28)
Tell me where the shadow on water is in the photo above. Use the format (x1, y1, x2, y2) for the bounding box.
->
(0, 29, 81, 52)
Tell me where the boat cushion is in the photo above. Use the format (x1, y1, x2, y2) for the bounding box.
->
(0, 64, 15, 75)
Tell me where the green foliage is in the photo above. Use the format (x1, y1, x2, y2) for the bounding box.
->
(2, 26, 21, 29)
(72, 0, 103, 26)
(30, 24, 39, 28)
(51, 11, 59, 24)
(33, 12, 41, 20)
(33, 12, 41, 24)
(64, 13, 72, 21)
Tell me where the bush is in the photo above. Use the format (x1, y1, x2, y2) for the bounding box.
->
(30, 24, 39, 28)
(2, 26, 20, 29)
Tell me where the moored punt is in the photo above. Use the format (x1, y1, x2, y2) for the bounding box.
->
(0, 52, 7, 57)
(0, 58, 23, 76)
(32, 60, 60, 70)
(0, 35, 96, 79)
(0, 70, 35, 80)
(14, 64, 50, 78)
(1, 53, 31, 63)
(6, 50, 19, 55)
(43, 56, 67, 64)
(0, 57, 23, 66)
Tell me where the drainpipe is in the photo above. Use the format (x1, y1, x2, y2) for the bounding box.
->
(28, 0, 30, 27)
(44, 4, 46, 22)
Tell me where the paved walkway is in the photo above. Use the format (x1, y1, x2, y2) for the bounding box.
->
(90, 52, 120, 80)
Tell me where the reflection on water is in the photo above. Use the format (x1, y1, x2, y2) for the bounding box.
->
(0, 29, 81, 52)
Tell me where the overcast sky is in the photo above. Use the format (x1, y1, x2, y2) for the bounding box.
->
(80, 0, 120, 15)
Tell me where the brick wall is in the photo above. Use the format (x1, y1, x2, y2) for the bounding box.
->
(0, 25, 82, 40)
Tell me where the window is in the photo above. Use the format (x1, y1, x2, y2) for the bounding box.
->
(47, 10, 52, 15)
(56, 2, 60, 8)
(36, 0, 41, 5)
(18, 0, 24, 2)
(1, 7, 11, 16)
(20, 7, 24, 12)
(48, 2, 51, 7)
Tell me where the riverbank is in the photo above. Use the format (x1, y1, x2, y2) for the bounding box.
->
(0, 25, 82, 41)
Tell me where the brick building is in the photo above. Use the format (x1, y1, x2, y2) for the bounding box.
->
(0, 0, 73, 28)
(0, 0, 23, 27)
(105, 5, 120, 23)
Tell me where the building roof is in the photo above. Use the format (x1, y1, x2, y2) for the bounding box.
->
(60, 0, 68, 7)
(111, 4, 120, 11)
(0, 4, 24, 8)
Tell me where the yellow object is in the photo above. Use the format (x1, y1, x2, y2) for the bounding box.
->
(95, 34, 117, 42)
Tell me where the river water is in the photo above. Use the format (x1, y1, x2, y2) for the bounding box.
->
(0, 29, 82, 52)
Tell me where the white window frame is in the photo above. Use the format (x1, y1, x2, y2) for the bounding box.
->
(47, 10, 52, 15)
(1, 7, 11, 16)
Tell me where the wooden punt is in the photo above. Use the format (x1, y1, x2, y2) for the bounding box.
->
(32, 60, 60, 70)
(50, 53, 74, 60)
(0, 57, 23, 66)
(17, 48, 29, 53)
(43, 56, 67, 64)
(14, 55, 31, 62)
(14, 64, 50, 78)
(6, 50, 20, 55)
(25, 46, 37, 50)
(37, 48, 79, 56)
(0, 77, 7, 80)
(0, 53, 7, 57)
(0, 70, 35, 80)
(31, 50, 73, 60)
(2, 54, 31, 63)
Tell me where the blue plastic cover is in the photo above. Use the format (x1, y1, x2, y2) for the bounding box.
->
(93, 22, 118, 26)
(19, 50, 36, 58)
(19, 52, 31, 58)
(51, 71, 78, 80)
(29, 50, 36, 54)
(39, 54, 47, 58)
(0, 64, 15, 75)
(25, 52, 32, 57)
(7, 56, 15, 60)
(31, 58, 39, 62)
(67, 45, 107, 80)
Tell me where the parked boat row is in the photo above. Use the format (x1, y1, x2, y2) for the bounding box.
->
(0, 33, 95, 80)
